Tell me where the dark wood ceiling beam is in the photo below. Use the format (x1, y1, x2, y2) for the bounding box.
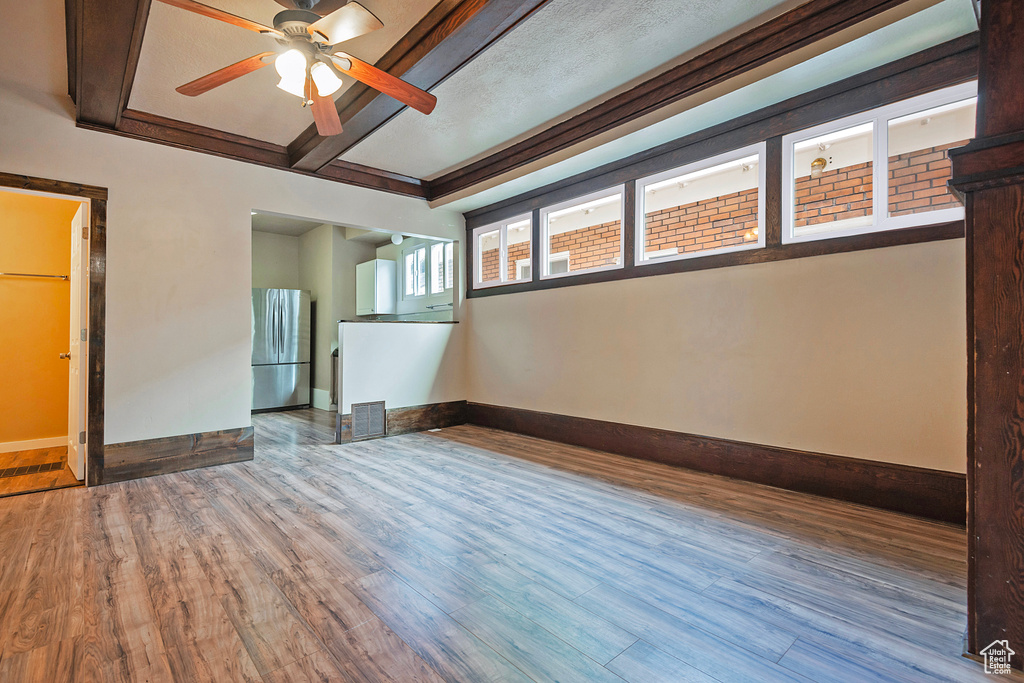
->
(429, 0, 925, 201)
(78, 110, 430, 199)
(287, 0, 553, 173)
(71, 0, 152, 127)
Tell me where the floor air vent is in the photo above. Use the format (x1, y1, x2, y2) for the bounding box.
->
(351, 401, 386, 440)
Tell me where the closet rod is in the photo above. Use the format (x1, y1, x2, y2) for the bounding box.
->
(0, 272, 68, 281)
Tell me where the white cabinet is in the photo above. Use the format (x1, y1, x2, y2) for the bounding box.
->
(356, 259, 396, 315)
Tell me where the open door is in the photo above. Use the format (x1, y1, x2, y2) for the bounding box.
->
(67, 203, 87, 481)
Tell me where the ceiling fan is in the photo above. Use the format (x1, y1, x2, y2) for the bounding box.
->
(155, 0, 437, 137)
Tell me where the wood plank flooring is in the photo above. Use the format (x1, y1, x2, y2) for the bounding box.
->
(0, 408, 992, 681)
(0, 446, 81, 497)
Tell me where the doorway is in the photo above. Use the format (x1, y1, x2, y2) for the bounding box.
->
(0, 183, 93, 496)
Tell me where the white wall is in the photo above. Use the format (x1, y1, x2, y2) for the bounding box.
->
(252, 231, 300, 290)
(338, 322, 465, 414)
(0, 0, 463, 444)
(465, 239, 967, 473)
(299, 225, 334, 409)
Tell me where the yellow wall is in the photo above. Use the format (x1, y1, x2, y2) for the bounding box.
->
(0, 191, 81, 444)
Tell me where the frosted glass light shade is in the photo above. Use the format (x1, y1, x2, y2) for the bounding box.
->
(310, 62, 342, 97)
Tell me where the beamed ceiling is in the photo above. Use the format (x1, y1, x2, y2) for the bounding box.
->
(66, 0, 979, 208)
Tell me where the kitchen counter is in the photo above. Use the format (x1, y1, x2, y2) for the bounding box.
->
(338, 319, 459, 324)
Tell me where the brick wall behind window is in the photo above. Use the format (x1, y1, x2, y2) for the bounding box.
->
(644, 188, 759, 256)
(794, 161, 874, 228)
(549, 221, 621, 272)
(507, 242, 530, 280)
(888, 140, 967, 216)
(481, 247, 499, 282)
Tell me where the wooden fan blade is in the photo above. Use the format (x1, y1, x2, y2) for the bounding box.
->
(308, 2, 383, 44)
(330, 52, 436, 115)
(156, 0, 284, 37)
(310, 90, 344, 136)
(176, 52, 275, 96)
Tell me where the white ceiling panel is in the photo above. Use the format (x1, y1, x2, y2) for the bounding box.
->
(130, 0, 440, 145)
(438, 0, 978, 213)
(339, 0, 800, 178)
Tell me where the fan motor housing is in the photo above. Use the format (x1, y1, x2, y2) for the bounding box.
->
(274, 9, 321, 36)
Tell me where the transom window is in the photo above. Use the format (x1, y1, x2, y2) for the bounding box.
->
(540, 187, 624, 279)
(636, 143, 766, 264)
(472, 215, 532, 288)
(782, 82, 975, 243)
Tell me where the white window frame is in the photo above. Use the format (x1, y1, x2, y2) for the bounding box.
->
(635, 142, 767, 265)
(540, 186, 625, 280)
(516, 258, 532, 281)
(472, 214, 532, 289)
(444, 241, 454, 290)
(402, 244, 427, 299)
(430, 242, 446, 295)
(547, 251, 570, 275)
(782, 81, 975, 244)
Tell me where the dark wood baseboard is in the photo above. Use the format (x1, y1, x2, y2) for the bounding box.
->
(336, 400, 468, 443)
(102, 426, 254, 484)
(465, 402, 966, 524)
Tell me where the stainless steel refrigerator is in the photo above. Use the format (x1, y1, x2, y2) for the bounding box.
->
(251, 288, 311, 411)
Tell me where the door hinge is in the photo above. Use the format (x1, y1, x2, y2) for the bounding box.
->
(82, 225, 89, 240)
(81, 328, 88, 342)
(79, 431, 86, 444)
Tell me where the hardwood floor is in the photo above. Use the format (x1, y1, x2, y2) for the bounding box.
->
(0, 446, 82, 497)
(0, 408, 990, 681)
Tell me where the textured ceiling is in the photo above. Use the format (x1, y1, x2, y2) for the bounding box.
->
(439, 0, 978, 213)
(340, 0, 799, 178)
(130, 0, 440, 145)
(251, 211, 325, 235)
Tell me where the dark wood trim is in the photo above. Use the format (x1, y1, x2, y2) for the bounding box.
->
(0, 171, 107, 201)
(288, 0, 554, 172)
(0, 172, 107, 487)
(73, 0, 151, 128)
(950, 0, 1024, 667)
(432, 0, 928, 200)
(464, 33, 978, 228)
(319, 159, 429, 198)
(465, 403, 966, 524)
(102, 426, 254, 484)
(622, 180, 636, 269)
(77, 111, 430, 199)
(86, 198, 106, 487)
(764, 136, 783, 246)
(466, 221, 964, 299)
(336, 400, 468, 443)
(116, 110, 290, 166)
(65, 0, 77, 102)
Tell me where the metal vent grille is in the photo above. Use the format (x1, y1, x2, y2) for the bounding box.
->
(351, 401, 386, 440)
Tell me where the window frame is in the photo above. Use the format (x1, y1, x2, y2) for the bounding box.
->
(430, 242, 445, 295)
(540, 186, 625, 280)
(402, 244, 427, 299)
(472, 214, 532, 289)
(635, 142, 767, 266)
(782, 82, 976, 244)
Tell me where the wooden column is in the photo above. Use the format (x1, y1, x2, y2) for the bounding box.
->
(950, 0, 1024, 670)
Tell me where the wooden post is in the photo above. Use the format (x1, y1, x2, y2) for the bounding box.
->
(950, 0, 1024, 670)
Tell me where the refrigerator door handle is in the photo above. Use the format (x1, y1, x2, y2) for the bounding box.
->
(271, 295, 278, 358)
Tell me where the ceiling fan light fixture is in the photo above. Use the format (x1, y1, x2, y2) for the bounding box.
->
(310, 61, 343, 97)
(275, 48, 307, 78)
(277, 74, 307, 98)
